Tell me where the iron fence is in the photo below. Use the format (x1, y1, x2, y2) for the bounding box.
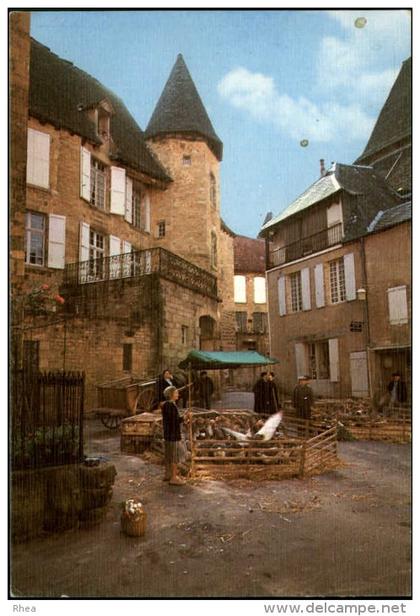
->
(11, 370, 84, 470)
(63, 247, 218, 299)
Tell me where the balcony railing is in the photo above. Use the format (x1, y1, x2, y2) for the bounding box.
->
(270, 222, 343, 267)
(63, 247, 218, 299)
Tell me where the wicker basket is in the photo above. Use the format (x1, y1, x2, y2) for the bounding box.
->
(121, 510, 147, 537)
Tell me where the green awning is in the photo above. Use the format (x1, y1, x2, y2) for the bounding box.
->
(178, 350, 279, 371)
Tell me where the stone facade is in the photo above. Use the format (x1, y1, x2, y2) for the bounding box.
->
(11, 32, 237, 408)
(363, 221, 411, 399)
(267, 241, 368, 398)
(10, 12, 30, 293)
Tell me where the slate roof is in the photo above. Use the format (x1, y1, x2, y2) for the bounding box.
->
(145, 54, 223, 161)
(260, 163, 398, 233)
(356, 58, 411, 163)
(368, 201, 411, 233)
(29, 38, 171, 183)
(234, 235, 266, 274)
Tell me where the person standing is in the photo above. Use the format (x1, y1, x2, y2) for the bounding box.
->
(386, 372, 407, 414)
(156, 369, 178, 405)
(292, 375, 314, 421)
(198, 371, 214, 409)
(267, 371, 281, 414)
(253, 372, 269, 415)
(161, 386, 186, 485)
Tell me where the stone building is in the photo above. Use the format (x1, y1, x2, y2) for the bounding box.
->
(260, 59, 411, 399)
(12, 33, 237, 408)
(229, 235, 270, 388)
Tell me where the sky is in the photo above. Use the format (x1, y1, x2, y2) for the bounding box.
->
(30, 9, 411, 238)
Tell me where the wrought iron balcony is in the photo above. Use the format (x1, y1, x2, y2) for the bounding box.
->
(269, 222, 343, 267)
(63, 247, 218, 299)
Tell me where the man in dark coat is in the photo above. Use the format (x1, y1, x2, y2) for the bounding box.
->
(293, 375, 314, 420)
(156, 369, 180, 405)
(197, 371, 214, 409)
(253, 372, 280, 416)
(384, 372, 408, 415)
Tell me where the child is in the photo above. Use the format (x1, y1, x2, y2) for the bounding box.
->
(161, 386, 186, 486)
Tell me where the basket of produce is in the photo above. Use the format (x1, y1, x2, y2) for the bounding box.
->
(120, 499, 147, 537)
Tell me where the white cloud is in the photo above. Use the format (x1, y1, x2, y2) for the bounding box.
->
(218, 67, 374, 143)
(318, 10, 411, 101)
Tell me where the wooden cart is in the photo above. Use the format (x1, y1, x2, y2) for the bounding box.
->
(94, 376, 157, 429)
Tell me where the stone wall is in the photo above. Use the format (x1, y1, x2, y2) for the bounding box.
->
(11, 462, 117, 542)
(10, 12, 30, 294)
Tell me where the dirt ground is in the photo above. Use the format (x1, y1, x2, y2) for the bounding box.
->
(11, 398, 411, 599)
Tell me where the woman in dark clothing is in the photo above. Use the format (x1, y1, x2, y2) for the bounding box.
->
(161, 386, 185, 486)
(156, 369, 178, 404)
(253, 372, 270, 415)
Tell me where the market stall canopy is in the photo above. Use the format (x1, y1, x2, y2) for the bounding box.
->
(178, 350, 278, 370)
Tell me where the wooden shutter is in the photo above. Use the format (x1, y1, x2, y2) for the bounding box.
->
(314, 263, 325, 308)
(27, 129, 50, 189)
(48, 214, 66, 269)
(344, 253, 356, 301)
(295, 343, 307, 377)
(110, 167, 126, 215)
(278, 275, 286, 316)
(388, 286, 408, 324)
(328, 338, 340, 382)
(125, 177, 133, 223)
(80, 147, 91, 201)
(144, 194, 151, 232)
(79, 222, 90, 261)
(301, 267, 311, 310)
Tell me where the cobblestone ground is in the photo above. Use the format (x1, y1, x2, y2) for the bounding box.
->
(11, 393, 411, 599)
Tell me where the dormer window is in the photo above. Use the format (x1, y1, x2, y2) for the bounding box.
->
(97, 107, 110, 141)
(182, 155, 191, 166)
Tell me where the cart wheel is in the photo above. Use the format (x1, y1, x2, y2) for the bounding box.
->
(138, 386, 157, 412)
(100, 414, 122, 430)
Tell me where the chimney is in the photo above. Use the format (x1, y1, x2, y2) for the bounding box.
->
(320, 159, 326, 177)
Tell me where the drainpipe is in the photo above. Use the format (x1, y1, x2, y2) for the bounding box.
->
(359, 236, 373, 398)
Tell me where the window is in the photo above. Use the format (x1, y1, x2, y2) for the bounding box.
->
(254, 276, 267, 304)
(253, 312, 268, 334)
(388, 286, 408, 325)
(307, 341, 330, 380)
(290, 271, 303, 312)
(90, 158, 106, 209)
(27, 128, 50, 189)
(123, 344, 133, 372)
(210, 173, 216, 207)
(97, 108, 110, 141)
(329, 257, 346, 304)
(235, 311, 247, 333)
(157, 221, 166, 239)
(182, 155, 191, 166)
(181, 325, 188, 345)
(89, 229, 105, 280)
(25, 211, 46, 266)
(234, 275, 246, 303)
(211, 232, 217, 268)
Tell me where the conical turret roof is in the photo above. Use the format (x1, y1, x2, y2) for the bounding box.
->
(146, 54, 223, 160)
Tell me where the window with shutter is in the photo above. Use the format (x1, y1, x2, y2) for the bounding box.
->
(254, 277, 266, 304)
(48, 214, 66, 269)
(110, 166, 126, 215)
(25, 211, 46, 266)
(301, 268, 311, 310)
(295, 342, 307, 378)
(314, 263, 325, 308)
(343, 252, 356, 301)
(328, 338, 340, 382)
(80, 147, 91, 201)
(79, 221, 90, 283)
(109, 235, 122, 279)
(290, 272, 303, 312)
(90, 158, 106, 209)
(235, 311, 247, 333)
(388, 286, 408, 325)
(122, 240, 132, 278)
(329, 257, 346, 303)
(278, 276, 286, 316)
(234, 275, 247, 303)
(125, 177, 133, 223)
(27, 129, 50, 189)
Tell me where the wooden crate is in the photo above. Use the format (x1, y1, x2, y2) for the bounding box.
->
(120, 413, 161, 453)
